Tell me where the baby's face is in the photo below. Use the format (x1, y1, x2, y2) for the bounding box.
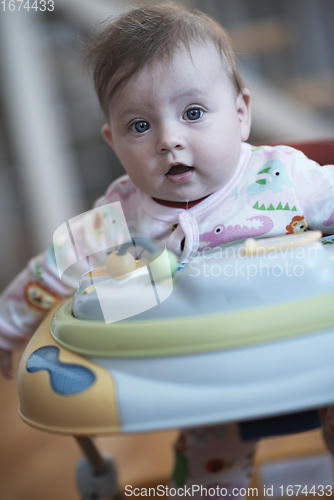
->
(103, 42, 251, 202)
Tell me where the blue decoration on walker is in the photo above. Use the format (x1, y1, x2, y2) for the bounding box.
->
(26, 346, 96, 395)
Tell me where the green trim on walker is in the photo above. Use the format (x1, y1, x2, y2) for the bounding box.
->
(51, 293, 334, 358)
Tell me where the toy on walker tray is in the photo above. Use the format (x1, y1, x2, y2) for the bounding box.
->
(18, 230, 334, 437)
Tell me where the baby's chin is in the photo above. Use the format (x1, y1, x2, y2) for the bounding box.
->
(150, 185, 213, 203)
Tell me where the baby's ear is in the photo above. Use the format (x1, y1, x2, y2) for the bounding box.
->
(237, 89, 251, 142)
(101, 123, 114, 149)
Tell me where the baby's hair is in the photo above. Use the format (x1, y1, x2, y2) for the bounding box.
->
(84, 2, 245, 118)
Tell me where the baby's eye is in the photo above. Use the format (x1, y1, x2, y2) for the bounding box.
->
(184, 108, 203, 121)
(131, 121, 150, 133)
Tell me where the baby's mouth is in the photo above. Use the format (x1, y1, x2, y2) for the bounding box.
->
(165, 164, 195, 184)
(166, 164, 193, 176)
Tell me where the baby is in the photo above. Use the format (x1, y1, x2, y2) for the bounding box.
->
(1, 3, 334, 496)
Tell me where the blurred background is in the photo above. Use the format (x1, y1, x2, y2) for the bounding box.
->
(0, 0, 334, 289)
(0, 1, 334, 499)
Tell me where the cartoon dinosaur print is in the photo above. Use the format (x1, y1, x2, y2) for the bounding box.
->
(286, 215, 309, 234)
(199, 215, 274, 247)
(24, 281, 62, 313)
(247, 160, 293, 196)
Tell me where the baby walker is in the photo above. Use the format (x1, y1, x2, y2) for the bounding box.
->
(17, 225, 334, 500)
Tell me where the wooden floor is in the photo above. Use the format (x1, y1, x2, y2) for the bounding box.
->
(0, 348, 329, 500)
(0, 347, 177, 500)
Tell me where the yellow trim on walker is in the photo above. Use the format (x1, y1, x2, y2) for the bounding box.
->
(18, 302, 121, 435)
(51, 293, 334, 358)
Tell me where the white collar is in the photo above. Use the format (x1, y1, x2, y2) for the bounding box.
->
(140, 142, 251, 221)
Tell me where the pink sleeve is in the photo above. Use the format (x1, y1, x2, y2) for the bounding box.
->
(0, 244, 74, 352)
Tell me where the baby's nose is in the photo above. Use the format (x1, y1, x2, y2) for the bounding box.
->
(156, 124, 185, 153)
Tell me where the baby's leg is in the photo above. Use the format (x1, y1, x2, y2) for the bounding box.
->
(170, 422, 257, 499)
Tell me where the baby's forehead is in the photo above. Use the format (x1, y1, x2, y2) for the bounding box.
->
(108, 42, 230, 113)
(141, 41, 225, 76)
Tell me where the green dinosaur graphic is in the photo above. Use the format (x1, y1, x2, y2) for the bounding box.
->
(253, 201, 297, 211)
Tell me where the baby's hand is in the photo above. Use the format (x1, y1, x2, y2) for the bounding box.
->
(0, 348, 14, 379)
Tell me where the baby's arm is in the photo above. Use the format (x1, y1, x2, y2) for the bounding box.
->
(0, 245, 75, 378)
(0, 175, 137, 378)
(0, 194, 109, 377)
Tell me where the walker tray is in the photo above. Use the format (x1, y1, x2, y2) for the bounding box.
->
(17, 232, 334, 435)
